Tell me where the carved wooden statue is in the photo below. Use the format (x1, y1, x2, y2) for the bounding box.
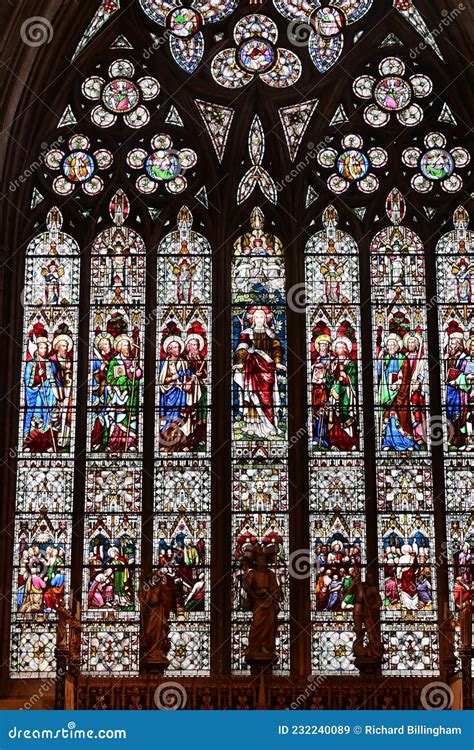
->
(243, 551, 281, 668)
(55, 598, 81, 709)
(140, 571, 177, 671)
(346, 571, 383, 670)
(56, 599, 81, 659)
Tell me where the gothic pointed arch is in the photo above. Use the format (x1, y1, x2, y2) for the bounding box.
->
(0, 0, 472, 706)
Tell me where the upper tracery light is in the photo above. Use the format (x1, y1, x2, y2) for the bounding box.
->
(211, 14, 301, 89)
(139, 0, 238, 72)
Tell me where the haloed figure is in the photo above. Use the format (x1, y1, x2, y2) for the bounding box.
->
(233, 306, 286, 439)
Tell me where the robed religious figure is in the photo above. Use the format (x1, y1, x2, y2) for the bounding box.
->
(243, 551, 282, 665)
(50, 330, 74, 450)
(24, 331, 61, 453)
(106, 333, 141, 452)
(445, 330, 470, 449)
(378, 333, 418, 451)
(183, 334, 208, 448)
(233, 306, 286, 439)
(158, 335, 191, 448)
(91, 333, 115, 451)
(328, 336, 358, 450)
(140, 572, 177, 669)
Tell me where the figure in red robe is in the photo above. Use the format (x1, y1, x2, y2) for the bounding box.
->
(233, 306, 285, 439)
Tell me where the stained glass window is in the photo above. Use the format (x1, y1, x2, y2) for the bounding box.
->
(305, 206, 365, 674)
(273, 0, 373, 73)
(231, 208, 289, 673)
(153, 207, 212, 674)
(279, 100, 318, 161)
(237, 116, 277, 205)
(353, 57, 432, 129)
(195, 100, 234, 162)
(435, 207, 473, 642)
(7, 0, 471, 690)
(371, 190, 439, 675)
(82, 60, 160, 129)
(72, 0, 121, 61)
(140, 0, 238, 73)
(10, 208, 80, 677)
(211, 14, 301, 89)
(81, 191, 144, 675)
(317, 135, 387, 195)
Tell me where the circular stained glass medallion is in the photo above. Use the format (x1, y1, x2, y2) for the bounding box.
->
(236, 38, 276, 74)
(420, 149, 454, 181)
(312, 6, 346, 37)
(145, 151, 181, 181)
(374, 77, 411, 111)
(63, 151, 95, 183)
(167, 7, 201, 38)
(102, 79, 140, 113)
(336, 150, 369, 181)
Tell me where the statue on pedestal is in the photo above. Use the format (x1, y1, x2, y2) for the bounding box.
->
(140, 571, 177, 672)
(55, 597, 81, 710)
(346, 571, 383, 673)
(243, 548, 282, 670)
(56, 598, 81, 659)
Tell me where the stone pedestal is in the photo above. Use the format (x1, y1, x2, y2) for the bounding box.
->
(354, 653, 382, 676)
(141, 655, 170, 674)
(245, 652, 278, 678)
